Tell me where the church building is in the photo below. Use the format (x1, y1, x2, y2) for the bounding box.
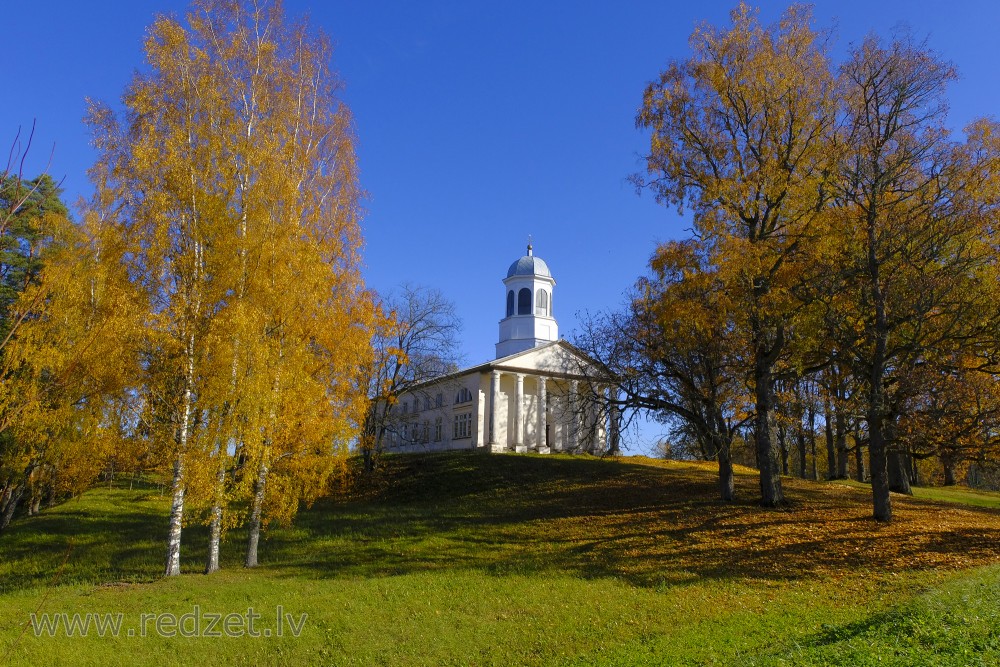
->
(381, 244, 618, 455)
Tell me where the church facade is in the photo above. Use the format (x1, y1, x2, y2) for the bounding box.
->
(381, 245, 618, 455)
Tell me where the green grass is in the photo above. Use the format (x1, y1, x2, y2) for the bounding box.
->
(834, 476, 1000, 510)
(910, 485, 1000, 510)
(1, 452, 999, 666)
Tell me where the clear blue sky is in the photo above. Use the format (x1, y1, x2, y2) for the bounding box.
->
(6, 1, 999, 448)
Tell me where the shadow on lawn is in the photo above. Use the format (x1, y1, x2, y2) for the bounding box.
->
(265, 452, 1000, 589)
(4, 451, 1000, 593)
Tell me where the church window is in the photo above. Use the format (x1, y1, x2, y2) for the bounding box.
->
(453, 412, 472, 439)
(506, 290, 515, 317)
(535, 289, 548, 316)
(517, 288, 531, 315)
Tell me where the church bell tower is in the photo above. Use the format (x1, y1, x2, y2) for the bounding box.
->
(496, 243, 558, 358)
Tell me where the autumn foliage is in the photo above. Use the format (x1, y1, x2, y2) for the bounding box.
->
(1, 0, 377, 575)
(632, 3, 1000, 521)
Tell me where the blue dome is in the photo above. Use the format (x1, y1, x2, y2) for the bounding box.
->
(506, 246, 551, 278)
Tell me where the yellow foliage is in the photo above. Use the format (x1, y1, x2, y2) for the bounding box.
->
(85, 0, 376, 560)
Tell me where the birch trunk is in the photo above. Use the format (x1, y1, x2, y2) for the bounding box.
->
(165, 331, 196, 577)
(164, 455, 186, 576)
(205, 462, 226, 574)
(0, 483, 25, 532)
(244, 458, 268, 568)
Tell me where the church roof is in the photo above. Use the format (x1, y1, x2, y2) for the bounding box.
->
(506, 244, 551, 278)
(404, 340, 611, 391)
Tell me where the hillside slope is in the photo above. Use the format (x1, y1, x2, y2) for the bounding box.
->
(1, 452, 999, 666)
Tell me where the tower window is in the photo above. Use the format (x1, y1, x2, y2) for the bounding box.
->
(535, 289, 548, 316)
(506, 290, 515, 317)
(517, 288, 531, 315)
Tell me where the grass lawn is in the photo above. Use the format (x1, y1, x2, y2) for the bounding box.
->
(1, 452, 999, 665)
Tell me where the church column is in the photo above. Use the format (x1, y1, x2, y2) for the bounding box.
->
(569, 380, 579, 452)
(489, 370, 501, 450)
(608, 386, 620, 455)
(514, 373, 526, 453)
(537, 376, 549, 454)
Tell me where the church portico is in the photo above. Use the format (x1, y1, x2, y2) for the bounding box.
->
(381, 244, 615, 456)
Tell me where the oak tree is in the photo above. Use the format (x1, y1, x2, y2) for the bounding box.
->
(636, 3, 836, 505)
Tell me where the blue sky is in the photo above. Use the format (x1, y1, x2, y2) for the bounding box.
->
(6, 1, 999, 449)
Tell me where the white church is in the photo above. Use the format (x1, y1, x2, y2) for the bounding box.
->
(381, 244, 619, 455)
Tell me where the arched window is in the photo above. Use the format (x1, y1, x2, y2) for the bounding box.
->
(506, 290, 515, 317)
(535, 289, 548, 316)
(517, 288, 531, 315)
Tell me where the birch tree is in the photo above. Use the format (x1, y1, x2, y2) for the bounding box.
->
(87, 0, 372, 575)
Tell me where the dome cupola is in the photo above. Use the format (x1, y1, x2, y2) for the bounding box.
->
(506, 245, 551, 278)
(496, 242, 558, 359)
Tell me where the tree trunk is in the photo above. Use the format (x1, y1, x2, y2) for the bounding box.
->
(718, 457, 735, 502)
(868, 411, 891, 521)
(943, 458, 957, 486)
(205, 462, 227, 574)
(164, 456, 186, 576)
(244, 458, 269, 568)
(824, 396, 836, 480)
(361, 443, 374, 474)
(835, 405, 849, 480)
(866, 205, 891, 521)
(888, 450, 912, 495)
(808, 400, 818, 480)
(854, 424, 866, 482)
(796, 426, 807, 479)
(717, 438, 735, 502)
(754, 353, 784, 506)
(778, 423, 789, 476)
(165, 331, 196, 577)
(0, 483, 25, 532)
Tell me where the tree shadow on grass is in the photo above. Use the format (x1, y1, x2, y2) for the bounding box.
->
(264, 452, 1000, 589)
(4, 452, 1000, 594)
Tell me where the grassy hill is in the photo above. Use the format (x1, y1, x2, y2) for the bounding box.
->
(1, 452, 999, 665)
